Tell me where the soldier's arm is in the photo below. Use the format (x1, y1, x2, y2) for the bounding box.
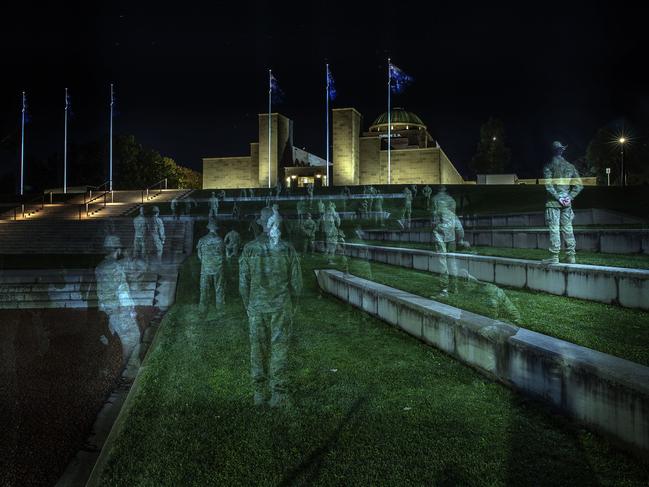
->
(568, 166, 584, 199)
(543, 165, 561, 201)
(159, 221, 165, 241)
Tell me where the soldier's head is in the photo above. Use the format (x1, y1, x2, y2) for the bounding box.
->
(207, 220, 218, 233)
(152, 206, 160, 215)
(139, 207, 145, 215)
(103, 234, 124, 258)
(552, 141, 567, 156)
(258, 207, 274, 233)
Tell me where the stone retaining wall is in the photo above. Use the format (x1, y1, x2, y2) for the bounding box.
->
(315, 269, 649, 455)
(321, 242, 649, 310)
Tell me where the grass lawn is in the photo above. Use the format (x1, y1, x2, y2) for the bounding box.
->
(331, 255, 649, 367)
(94, 253, 648, 486)
(348, 238, 649, 270)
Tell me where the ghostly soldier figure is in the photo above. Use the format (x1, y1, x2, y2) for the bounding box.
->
(359, 199, 369, 220)
(542, 141, 583, 264)
(307, 183, 314, 202)
(301, 212, 317, 254)
(209, 192, 220, 218)
(224, 229, 241, 259)
(403, 187, 413, 228)
(268, 203, 283, 231)
(422, 185, 433, 210)
(133, 207, 147, 259)
(232, 202, 241, 220)
(239, 207, 302, 407)
(322, 202, 341, 264)
(184, 195, 197, 216)
(196, 220, 225, 314)
(317, 199, 326, 220)
(458, 270, 521, 324)
(275, 180, 282, 197)
(411, 184, 418, 199)
(432, 188, 469, 296)
(374, 193, 384, 226)
(150, 206, 165, 262)
(95, 235, 141, 367)
(170, 196, 179, 220)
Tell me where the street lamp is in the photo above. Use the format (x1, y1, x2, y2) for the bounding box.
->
(619, 137, 626, 187)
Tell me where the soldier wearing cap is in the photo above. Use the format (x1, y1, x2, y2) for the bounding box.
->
(150, 206, 165, 262)
(239, 207, 302, 407)
(542, 141, 583, 264)
(133, 206, 147, 259)
(95, 234, 141, 366)
(196, 220, 225, 313)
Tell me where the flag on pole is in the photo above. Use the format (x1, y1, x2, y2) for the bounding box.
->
(65, 89, 72, 117)
(270, 72, 284, 104)
(327, 65, 337, 101)
(389, 63, 413, 93)
(22, 92, 30, 124)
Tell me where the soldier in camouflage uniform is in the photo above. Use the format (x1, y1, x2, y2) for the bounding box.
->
(403, 187, 413, 228)
(224, 229, 241, 259)
(422, 185, 433, 210)
(196, 220, 225, 313)
(321, 202, 341, 264)
(373, 193, 384, 226)
(239, 207, 302, 407)
(132, 207, 147, 259)
(301, 212, 317, 254)
(431, 187, 469, 296)
(150, 206, 165, 262)
(542, 141, 583, 264)
(208, 192, 220, 218)
(95, 235, 141, 367)
(458, 270, 521, 324)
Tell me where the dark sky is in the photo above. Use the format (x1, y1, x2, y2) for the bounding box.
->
(1, 1, 647, 181)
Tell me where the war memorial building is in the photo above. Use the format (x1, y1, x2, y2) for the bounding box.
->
(202, 107, 464, 189)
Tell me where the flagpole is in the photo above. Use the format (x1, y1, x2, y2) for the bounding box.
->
(387, 59, 391, 185)
(268, 69, 272, 189)
(20, 91, 26, 196)
(109, 83, 114, 192)
(64, 88, 68, 194)
(326, 64, 330, 187)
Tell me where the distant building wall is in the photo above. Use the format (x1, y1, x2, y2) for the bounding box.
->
(258, 113, 291, 188)
(359, 137, 382, 184)
(203, 156, 254, 189)
(332, 108, 361, 185)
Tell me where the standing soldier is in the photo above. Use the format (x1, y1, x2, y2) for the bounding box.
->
(133, 207, 147, 259)
(374, 193, 384, 226)
(170, 196, 179, 220)
(321, 202, 341, 263)
(95, 235, 141, 367)
(422, 185, 433, 210)
(307, 183, 314, 203)
(150, 206, 165, 262)
(196, 220, 225, 314)
(275, 180, 283, 198)
(542, 141, 583, 264)
(224, 229, 241, 259)
(239, 207, 302, 407)
(301, 212, 317, 254)
(403, 187, 413, 228)
(208, 191, 220, 218)
(232, 202, 241, 220)
(411, 184, 418, 199)
(184, 195, 197, 216)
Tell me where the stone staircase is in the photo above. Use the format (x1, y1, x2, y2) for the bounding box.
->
(0, 218, 193, 256)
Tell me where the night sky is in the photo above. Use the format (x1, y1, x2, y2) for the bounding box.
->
(1, 1, 647, 181)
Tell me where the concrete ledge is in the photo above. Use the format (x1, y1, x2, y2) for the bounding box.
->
(315, 269, 649, 455)
(322, 242, 649, 310)
(360, 228, 649, 255)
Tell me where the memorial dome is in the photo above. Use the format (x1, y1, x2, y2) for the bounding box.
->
(369, 108, 426, 131)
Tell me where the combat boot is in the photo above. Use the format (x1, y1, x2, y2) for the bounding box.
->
(542, 254, 559, 265)
(565, 254, 576, 264)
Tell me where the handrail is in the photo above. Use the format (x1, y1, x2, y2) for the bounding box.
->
(8, 194, 45, 220)
(86, 180, 111, 203)
(85, 190, 109, 218)
(141, 177, 168, 203)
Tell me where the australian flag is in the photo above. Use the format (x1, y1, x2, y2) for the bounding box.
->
(269, 71, 284, 104)
(327, 65, 337, 101)
(389, 63, 413, 94)
(65, 89, 72, 117)
(21, 92, 30, 124)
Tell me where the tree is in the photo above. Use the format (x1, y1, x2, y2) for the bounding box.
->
(585, 127, 649, 185)
(470, 117, 511, 174)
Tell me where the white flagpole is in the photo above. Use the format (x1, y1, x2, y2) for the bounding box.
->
(326, 64, 330, 187)
(64, 88, 68, 194)
(109, 83, 114, 191)
(20, 91, 26, 196)
(387, 59, 391, 185)
(268, 70, 272, 189)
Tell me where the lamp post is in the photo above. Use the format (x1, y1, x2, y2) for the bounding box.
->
(619, 137, 626, 187)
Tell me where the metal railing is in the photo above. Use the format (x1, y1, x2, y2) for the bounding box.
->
(9, 194, 45, 220)
(141, 178, 168, 203)
(85, 181, 112, 204)
(84, 189, 111, 218)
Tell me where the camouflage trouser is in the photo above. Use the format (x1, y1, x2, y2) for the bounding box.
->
(433, 240, 457, 291)
(226, 245, 238, 259)
(325, 233, 338, 260)
(133, 236, 146, 258)
(152, 236, 163, 258)
(303, 236, 315, 254)
(545, 207, 575, 256)
(404, 204, 412, 223)
(199, 270, 224, 310)
(248, 304, 292, 399)
(105, 306, 140, 364)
